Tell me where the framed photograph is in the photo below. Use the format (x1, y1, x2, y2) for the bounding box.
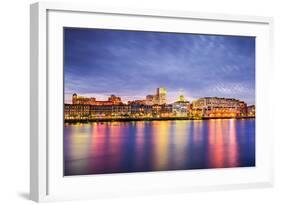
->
(30, 2, 274, 202)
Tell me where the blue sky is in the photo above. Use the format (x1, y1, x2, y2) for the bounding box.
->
(64, 28, 255, 105)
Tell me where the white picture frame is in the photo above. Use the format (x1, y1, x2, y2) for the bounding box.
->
(30, 2, 274, 202)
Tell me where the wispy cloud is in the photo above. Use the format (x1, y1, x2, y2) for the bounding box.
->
(64, 28, 255, 105)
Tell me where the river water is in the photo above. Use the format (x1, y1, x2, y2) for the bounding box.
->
(64, 119, 255, 176)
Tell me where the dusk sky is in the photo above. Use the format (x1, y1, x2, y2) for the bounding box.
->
(64, 28, 255, 105)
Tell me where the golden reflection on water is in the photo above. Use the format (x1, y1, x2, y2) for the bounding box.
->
(69, 124, 91, 158)
(171, 120, 189, 168)
(68, 124, 91, 171)
(152, 121, 170, 170)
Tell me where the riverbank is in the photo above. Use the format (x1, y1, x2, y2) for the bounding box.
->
(64, 116, 255, 123)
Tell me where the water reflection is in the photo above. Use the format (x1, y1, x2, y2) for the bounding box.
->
(169, 121, 189, 169)
(227, 119, 238, 167)
(152, 121, 169, 170)
(64, 119, 255, 176)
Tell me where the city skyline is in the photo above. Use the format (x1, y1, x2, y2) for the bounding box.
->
(64, 28, 255, 105)
(68, 89, 253, 106)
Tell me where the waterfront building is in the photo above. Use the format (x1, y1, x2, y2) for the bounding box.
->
(192, 97, 247, 117)
(72, 93, 96, 105)
(65, 91, 253, 120)
(149, 104, 173, 117)
(90, 105, 112, 117)
(152, 105, 162, 117)
(239, 101, 248, 116)
(247, 105, 255, 117)
(160, 104, 173, 117)
(131, 104, 153, 117)
(112, 105, 131, 116)
(65, 104, 131, 119)
(90, 105, 131, 117)
(72, 93, 123, 106)
(64, 104, 90, 119)
(108, 95, 122, 105)
(172, 99, 190, 117)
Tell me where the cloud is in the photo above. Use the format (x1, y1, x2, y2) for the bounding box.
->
(64, 28, 255, 105)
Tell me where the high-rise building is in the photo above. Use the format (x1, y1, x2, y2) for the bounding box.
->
(145, 88, 167, 105)
(156, 87, 167, 105)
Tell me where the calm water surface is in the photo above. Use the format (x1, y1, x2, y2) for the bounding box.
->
(64, 119, 255, 176)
